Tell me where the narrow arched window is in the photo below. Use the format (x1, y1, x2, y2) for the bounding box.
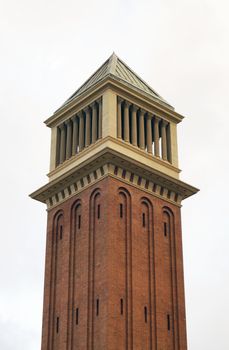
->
(142, 213, 146, 227)
(164, 222, 167, 236)
(167, 314, 171, 331)
(120, 203, 123, 218)
(78, 215, 81, 229)
(56, 316, 59, 333)
(120, 299, 123, 315)
(96, 299, 99, 316)
(144, 306, 147, 323)
(60, 225, 63, 239)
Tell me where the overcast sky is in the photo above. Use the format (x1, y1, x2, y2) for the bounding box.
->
(0, 0, 229, 349)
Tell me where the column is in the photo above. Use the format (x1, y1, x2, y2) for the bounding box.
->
(91, 102, 97, 144)
(85, 106, 91, 147)
(72, 115, 79, 156)
(79, 111, 85, 152)
(146, 113, 152, 153)
(98, 98, 102, 139)
(124, 101, 130, 142)
(59, 123, 66, 164)
(55, 127, 60, 167)
(166, 123, 172, 163)
(66, 119, 72, 160)
(153, 116, 160, 157)
(161, 119, 168, 161)
(117, 97, 122, 139)
(139, 109, 145, 150)
(131, 105, 137, 146)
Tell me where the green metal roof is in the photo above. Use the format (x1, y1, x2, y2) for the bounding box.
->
(59, 53, 172, 110)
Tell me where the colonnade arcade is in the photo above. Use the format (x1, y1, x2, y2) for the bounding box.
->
(117, 97, 172, 163)
(55, 95, 173, 168)
(56, 98, 102, 166)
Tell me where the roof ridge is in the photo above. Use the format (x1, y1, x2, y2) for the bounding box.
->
(116, 56, 163, 99)
(62, 56, 111, 106)
(56, 53, 172, 112)
(107, 52, 118, 75)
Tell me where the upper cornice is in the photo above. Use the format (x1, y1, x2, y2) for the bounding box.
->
(45, 75, 184, 128)
(58, 53, 173, 109)
(29, 147, 198, 208)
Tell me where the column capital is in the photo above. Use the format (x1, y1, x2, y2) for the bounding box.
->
(117, 96, 123, 104)
(78, 110, 84, 118)
(83, 106, 90, 113)
(71, 115, 77, 123)
(131, 104, 138, 112)
(139, 108, 146, 116)
(146, 112, 152, 120)
(154, 115, 161, 123)
(59, 123, 65, 130)
(65, 119, 72, 126)
(90, 101, 97, 109)
(124, 100, 131, 108)
(161, 119, 168, 127)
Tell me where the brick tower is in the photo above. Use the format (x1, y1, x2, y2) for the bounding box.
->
(31, 53, 198, 350)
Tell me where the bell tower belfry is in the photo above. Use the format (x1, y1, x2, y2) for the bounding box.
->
(31, 53, 198, 350)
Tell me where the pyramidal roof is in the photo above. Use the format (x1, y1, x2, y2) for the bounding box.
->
(59, 53, 171, 110)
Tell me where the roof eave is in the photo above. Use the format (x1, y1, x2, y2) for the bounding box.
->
(44, 75, 184, 128)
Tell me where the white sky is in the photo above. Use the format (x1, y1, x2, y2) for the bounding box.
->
(0, 0, 229, 349)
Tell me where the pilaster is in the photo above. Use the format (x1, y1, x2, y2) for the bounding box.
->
(102, 89, 117, 138)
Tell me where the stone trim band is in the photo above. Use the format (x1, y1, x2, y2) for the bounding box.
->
(46, 163, 183, 210)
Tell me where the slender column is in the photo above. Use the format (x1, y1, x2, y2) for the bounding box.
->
(139, 109, 145, 150)
(71, 115, 78, 155)
(79, 111, 85, 152)
(117, 97, 122, 139)
(65, 119, 72, 160)
(98, 98, 102, 139)
(124, 101, 130, 142)
(59, 123, 66, 164)
(146, 113, 152, 153)
(131, 105, 137, 146)
(55, 127, 60, 167)
(91, 102, 97, 144)
(153, 116, 160, 157)
(166, 123, 172, 163)
(84, 106, 91, 147)
(161, 119, 168, 161)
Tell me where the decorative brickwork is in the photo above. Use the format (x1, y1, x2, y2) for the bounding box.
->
(41, 177, 187, 350)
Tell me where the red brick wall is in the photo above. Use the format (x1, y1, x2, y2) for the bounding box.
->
(41, 176, 187, 350)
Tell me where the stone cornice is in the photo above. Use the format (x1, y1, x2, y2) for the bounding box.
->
(47, 136, 180, 180)
(44, 76, 184, 128)
(30, 148, 199, 208)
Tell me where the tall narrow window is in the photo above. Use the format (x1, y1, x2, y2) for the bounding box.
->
(60, 225, 63, 240)
(96, 299, 99, 316)
(56, 316, 59, 333)
(97, 204, 100, 219)
(142, 213, 146, 227)
(120, 298, 123, 315)
(144, 306, 147, 323)
(167, 314, 171, 331)
(78, 215, 81, 229)
(120, 203, 123, 218)
(76, 308, 79, 325)
(164, 222, 167, 237)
